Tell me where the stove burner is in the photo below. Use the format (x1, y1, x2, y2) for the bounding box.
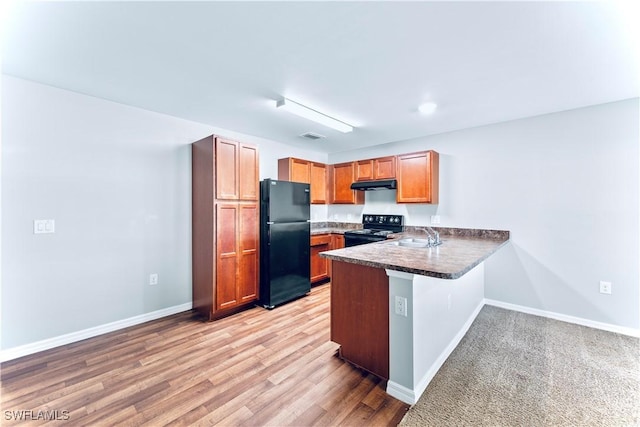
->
(347, 229, 374, 235)
(343, 214, 404, 247)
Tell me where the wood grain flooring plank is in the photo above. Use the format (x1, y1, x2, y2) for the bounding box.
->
(0, 283, 409, 426)
(196, 378, 274, 425)
(291, 403, 328, 427)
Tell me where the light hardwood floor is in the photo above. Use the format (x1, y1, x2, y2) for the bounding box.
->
(1, 284, 409, 426)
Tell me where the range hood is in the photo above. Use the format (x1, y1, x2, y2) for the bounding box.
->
(350, 179, 397, 191)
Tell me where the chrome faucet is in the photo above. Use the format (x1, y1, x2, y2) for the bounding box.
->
(416, 226, 441, 247)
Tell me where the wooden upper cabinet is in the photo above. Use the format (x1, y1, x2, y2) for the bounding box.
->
(355, 160, 374, 181)
(216, 138, 259, 201)
(278, 157, 310, 183)
(396, 150, 439, 204)
(310, 162, 327, 204)
(355, 156, 396, 181)
(239, 144, 259, 200)
(277, 151, 437, 205)
(215, 138, 239, 200)
(329, 162, 365, 204)
(279, 157, 327, 204)
(374, 156, 396, 180)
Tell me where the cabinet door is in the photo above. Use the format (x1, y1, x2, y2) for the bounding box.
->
(290, 159, 311, 183)
(330, 162, 364, 204)
(332, 234, 345, 249)
(310, 162, 327, 204)
(328, 234, 345, 280)
(310, 234, 331, 283)
(238, 203, 259, 303)
(215, 138, 239, 200)
(216, 203, 238, 309)
(396, 151, 439, 203)
(374, 156, 396, 179)
(239, 144, 259, 201)
(355, 160, 374, 181)
(277, 157, 310, 184)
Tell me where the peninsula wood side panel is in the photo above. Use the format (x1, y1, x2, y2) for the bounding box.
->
(331, 261, 390, 379)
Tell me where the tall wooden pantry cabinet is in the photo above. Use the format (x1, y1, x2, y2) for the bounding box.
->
(192, 135, 260, 320)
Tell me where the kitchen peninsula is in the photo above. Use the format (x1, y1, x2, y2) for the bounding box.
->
(320, 228, 509, 405)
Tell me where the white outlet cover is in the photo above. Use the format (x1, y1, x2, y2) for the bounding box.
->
(430, 215, 441, 225)
(394, 296, 408, 317)
(34, 219, 55, 234)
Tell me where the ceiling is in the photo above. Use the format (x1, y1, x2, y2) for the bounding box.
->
(2, 1, 638, 154)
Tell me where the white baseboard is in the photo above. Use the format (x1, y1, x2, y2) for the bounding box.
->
(387, 299, 485, 405)
(484, 299, 640, 338)
(386, 381, 418, 405)
(0, 302, 193, 362)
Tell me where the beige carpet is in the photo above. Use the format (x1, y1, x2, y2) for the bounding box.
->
(399, 305, 640, 426)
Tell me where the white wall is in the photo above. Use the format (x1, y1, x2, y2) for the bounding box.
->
(328, 99, 640, 330)
(0, 76, 326, 350)
(2, 76, 637, 350)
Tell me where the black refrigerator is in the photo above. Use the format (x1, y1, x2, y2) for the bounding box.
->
(259, 179, 311, 309)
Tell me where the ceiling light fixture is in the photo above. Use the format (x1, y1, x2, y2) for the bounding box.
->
(418, 102, 438, 115)
(276, 97, 353, 133)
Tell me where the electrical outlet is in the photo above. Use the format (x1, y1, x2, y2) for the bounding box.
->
(599, 281, 612, 294)
(430, 215, 441, 225)
(447, 294, 452, 310)
(34, 219, 55, 234)
(394, 296, 408, 317)
(149, 273, 158, 286)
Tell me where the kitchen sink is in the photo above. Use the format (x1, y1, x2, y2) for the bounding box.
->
(388, 238, 439, 248)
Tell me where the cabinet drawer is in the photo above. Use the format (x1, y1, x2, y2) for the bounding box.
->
(311, 234, 332, 246)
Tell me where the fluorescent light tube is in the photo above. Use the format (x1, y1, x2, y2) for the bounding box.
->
(276, 98, 353, 133)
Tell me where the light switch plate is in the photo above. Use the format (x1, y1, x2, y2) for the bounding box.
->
(34, 219, 55, 234)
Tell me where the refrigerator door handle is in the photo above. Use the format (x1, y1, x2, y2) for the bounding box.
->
(267, 221, 274, 225)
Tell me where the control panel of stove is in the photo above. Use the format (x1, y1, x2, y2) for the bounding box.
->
(362, 214, 404, 226)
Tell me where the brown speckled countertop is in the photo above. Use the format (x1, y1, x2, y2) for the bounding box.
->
(319, 229, 509, 279)
(310, 221, 361, 236)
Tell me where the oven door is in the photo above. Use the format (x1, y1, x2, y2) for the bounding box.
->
(344, 234, 383, 247)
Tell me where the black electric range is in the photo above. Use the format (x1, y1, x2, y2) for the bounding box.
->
(344, 214, 404, 247)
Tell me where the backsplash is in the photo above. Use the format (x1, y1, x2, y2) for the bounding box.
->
(310, 221, 361, 231)
(402, 226, 510, 240)
(315, 190, 441, 227)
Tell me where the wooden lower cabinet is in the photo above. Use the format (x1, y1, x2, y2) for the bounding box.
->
(310, 234, 331, 283)
(209, 202, 259, 316)
(216, 203, 239, 309)
(238, 203, 259, 303)
(331, 261, 389, 379)
(331, 234, 345, 249)
(328, 234, 345, 279)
